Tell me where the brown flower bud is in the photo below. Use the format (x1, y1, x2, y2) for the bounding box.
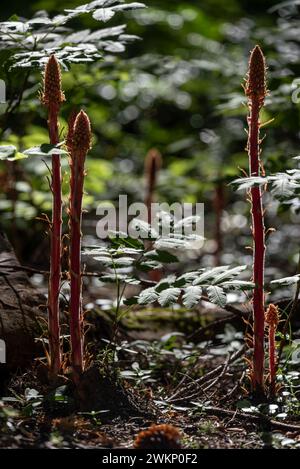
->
(265, 303, 279, 328)
(41, 55, 65, 108)
(245, 45, 267, 100)
(72, 110, 92, 154)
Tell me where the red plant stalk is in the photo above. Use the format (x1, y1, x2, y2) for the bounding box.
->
(144, 149, 162, 282)
(68, 110, 91, 377)
(144, 148, 162, 225)
(245, 45, 268, 394)
(213, 181, 225, 266)
(265, 304, 279, 397)
(41, 55, 65, 375)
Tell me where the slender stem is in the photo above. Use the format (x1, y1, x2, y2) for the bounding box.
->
(268, 324, 276, 397)
(214, 181, 224, 266)
(69, 150, 85, 377)
(47, 106, 62, 375)
(248, 97, 265, 393)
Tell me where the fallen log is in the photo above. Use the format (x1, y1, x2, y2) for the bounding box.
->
(0, 232, 47, 370)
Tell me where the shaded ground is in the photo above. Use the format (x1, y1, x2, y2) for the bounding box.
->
(1, 305, 300, 449)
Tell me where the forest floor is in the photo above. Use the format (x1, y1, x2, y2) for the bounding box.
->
(1, 304, 300, 449)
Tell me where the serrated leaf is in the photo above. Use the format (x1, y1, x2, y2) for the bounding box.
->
(144, 250, 178, 263)
(138, 287, 158, 305)
(207, 285, 227, 308)
(155, 275, 177, 292)
(158, 287, 181, 307)
(231, 176, 267, 191)
(0, 145, 27, 161)
(93, 8, 116, 22)
(221, 280, 254, 290)
(23, 144, 67, 157)
(182, 286, 202, 308)
(193, 266, 230, 285)
(212, 265, 247, 284)
(137, 260, 162, 271)
(271, 275, 300, 286)
(269, 173, 300, 198)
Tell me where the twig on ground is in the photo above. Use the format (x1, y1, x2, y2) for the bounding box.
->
(201, 406, 300, 432)
(167, 345, 247, 403)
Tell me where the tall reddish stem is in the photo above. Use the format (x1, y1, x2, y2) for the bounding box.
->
(48, 106, 62, 375)
(214, 181, 224, 266)
(248, 98, 265, 392)
(245, 45, 268, 395)
(266, 303, 279, 397)
(42, 54, 65, 376)
(268, 324, 276, 396)
(68, 110, 91, 379)
(69, 150, 85, 376)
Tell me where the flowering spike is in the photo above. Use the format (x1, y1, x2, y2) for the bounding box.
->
(68, 110, 92, 380)
(244, 45, 268, 396)
(41, 55, 65, 109)
(265, 303, 279, 328)
(41, 54, 66, 377)
(245, 45, 267, 102)
(72, 110, 92, 154)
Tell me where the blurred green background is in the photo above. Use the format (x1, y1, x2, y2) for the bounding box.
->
(0, 0, 300, 279)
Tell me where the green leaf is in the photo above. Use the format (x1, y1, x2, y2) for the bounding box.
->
(0, 145, 27, 161)
(182, 286, 202, 308)
(145, 250, 179, 264)
(193, 266, 230, 285)
(231, 176, 267, 191)
(155, 275, 177, 292)
(221, 280, 254, 290)
(23, 144, 67, 157)
(109, 235, 144, 250)
(138, 287, 158, 305)
(207, 285, 227, 308)
(212, 265, 247, 284)
(271, 275, 300, 286)
(158, 287, 181, 307)
(93, 8, 116, 22)
(136, 260, 162, 271)
(123, 296, 138, 306)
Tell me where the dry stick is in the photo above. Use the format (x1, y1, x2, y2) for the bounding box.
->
(245, 45, 268, 395)
(41, 55, 65, 375)
(68, 110, 92, 378)
(200, 406, 300, 432)
(167, 345, 246, 403)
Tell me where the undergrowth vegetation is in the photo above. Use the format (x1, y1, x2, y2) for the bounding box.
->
(1, 0, 300, 451)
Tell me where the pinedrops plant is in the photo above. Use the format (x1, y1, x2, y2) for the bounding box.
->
(265, 304, 279, 397)
(244, 45, 268, 396)
(68, 110, 92, 379)
(41, 54, 65, 376)
(144, 148, 162, 225)
(144, 148, 162, 282)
